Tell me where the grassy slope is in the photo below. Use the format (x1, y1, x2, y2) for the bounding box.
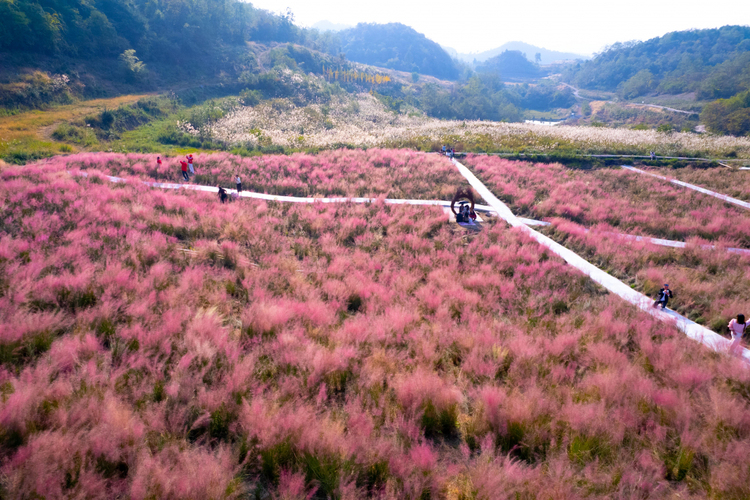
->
(0, 94, 153, 160)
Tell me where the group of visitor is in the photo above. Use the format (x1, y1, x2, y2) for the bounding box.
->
(218, 173, 242, 204)
(455, 203, 476, 223)
(156, 154, 244, 202)
(653, 284, 746, 347)
(161, 154, 194, 181)
(441, 145, 455, 158)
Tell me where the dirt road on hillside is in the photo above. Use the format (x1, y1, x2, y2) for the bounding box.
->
(561, 82, 696, 115)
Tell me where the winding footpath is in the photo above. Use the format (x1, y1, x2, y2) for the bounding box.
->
(74, 170, 548, 224)
(560, 82, 697, 115)
(622, 165, 750, 210)
(640, 103, 697, 115)
(592, 231, 750, 256)
(451, 159, 750, 362)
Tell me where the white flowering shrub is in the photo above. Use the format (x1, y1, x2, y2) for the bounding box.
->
(181, 92, 750, 158)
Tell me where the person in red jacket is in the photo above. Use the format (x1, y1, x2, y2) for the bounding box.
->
(157, 156, 162, 167)
(187, 154, 195, 175)
(180, 160, 189, 181)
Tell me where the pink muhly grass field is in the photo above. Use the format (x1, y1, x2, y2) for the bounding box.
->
(466, 155, 750, 245)
(56, 149, 465, 200)
(0, 159, 750, 498)
(466, 155, 750, 336)
(546, 217, 750, 334)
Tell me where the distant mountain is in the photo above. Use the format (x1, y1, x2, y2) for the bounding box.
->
(339, 23, 460, 80)
(311, 20, 353, 32)
(564, 25, 750, 100)
(476, 50, 543, 79)
(447, 42, 588, 65)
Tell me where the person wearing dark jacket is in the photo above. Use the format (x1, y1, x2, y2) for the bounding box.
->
(218, 186, 228, 204)
(653, 283, 673, 309)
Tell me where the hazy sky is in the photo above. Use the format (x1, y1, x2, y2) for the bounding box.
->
(249, 0, 749, 55)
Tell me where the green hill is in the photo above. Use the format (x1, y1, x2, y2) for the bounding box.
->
(476, 50, 544, 79)
(338, 23, 460, 81)
(0, 0, 311, 59)
(701, 89, 750, 136)
(0, 0, 341, 108)
(564, 25, 750, 100)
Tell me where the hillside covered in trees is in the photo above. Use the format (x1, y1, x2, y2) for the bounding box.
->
(564, 26, 750, 100)
(338, 23, 460, 81)
(414, 73, 574, 122)
(0, 0, 342, 106)
(0, 0, 342, 60)
(701, 89, 750, 136)
(475, 50, 543, 79)
(6, 2, 749, 138)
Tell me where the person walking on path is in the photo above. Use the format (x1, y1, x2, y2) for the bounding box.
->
(187, 154, 195, 175)
(180, 160, 189, 181)
(728, 314, 747, 346)
(218, 186, 228, 204)
(235, 173, 242, 193)
(653, 283, 673, 309)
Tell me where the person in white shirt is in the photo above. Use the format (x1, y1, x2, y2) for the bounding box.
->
(728, 314, 747, 346)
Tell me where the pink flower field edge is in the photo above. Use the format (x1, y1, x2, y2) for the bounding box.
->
(57, 149, 468, 201)
(1, 159, 750, 498)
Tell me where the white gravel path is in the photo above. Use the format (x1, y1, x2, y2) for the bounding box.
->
(452, 159, 750, 361)
(622, 165, 750, 210)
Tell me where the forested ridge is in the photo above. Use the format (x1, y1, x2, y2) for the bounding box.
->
(0, 0, 348, 110)
(338, 23, 460, 81)
(414, 74, 574, 122)
(476, 50, 542, 79)
(564, 26, 750, 100)
(0, 0, 340, 60)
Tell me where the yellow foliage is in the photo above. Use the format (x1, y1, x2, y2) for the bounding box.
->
(321, 67, 391, 85)
(444, 474, 477, 500)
